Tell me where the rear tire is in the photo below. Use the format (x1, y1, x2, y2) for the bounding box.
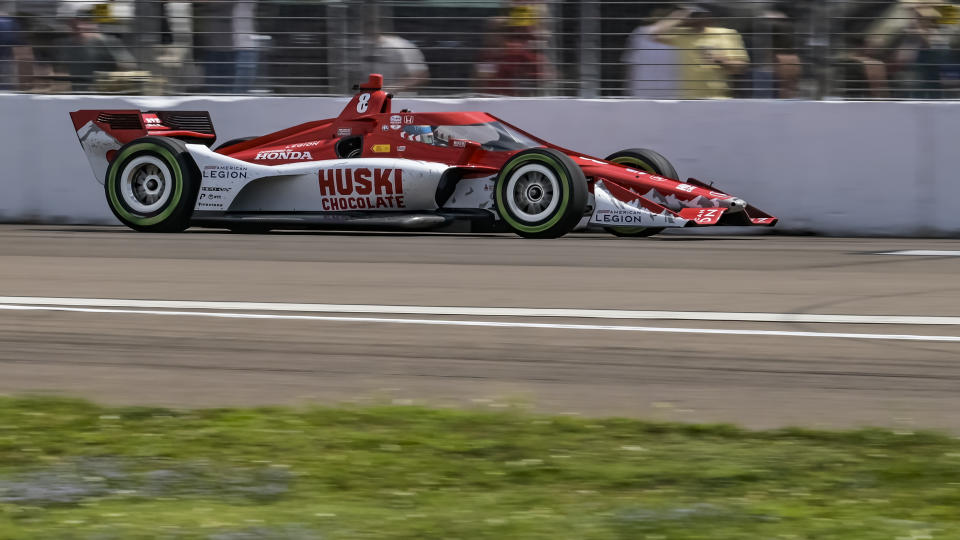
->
(602, 148, 678, 238)
(104, 137, 199, 233)
(495, 148, 588, 239)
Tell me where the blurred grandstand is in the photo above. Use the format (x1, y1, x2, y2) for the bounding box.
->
(1, 0, 958, 99)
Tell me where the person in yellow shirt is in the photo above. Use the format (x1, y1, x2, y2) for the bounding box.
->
(647, 5, 750, 99)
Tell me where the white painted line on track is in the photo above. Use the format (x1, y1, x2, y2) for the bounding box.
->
(1, 296, 959, 326)
(879, 250, 960, 257)
(2, 304, 960, 343)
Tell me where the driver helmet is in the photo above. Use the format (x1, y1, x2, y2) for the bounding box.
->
(401, 125, 434, 144)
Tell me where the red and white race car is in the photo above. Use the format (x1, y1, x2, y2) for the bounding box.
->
(70, 74, 776, 238)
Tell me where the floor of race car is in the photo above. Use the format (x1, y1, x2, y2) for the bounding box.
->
(1, 225, 959, 431)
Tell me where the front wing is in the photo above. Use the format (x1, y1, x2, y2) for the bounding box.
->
(589, 180, 777, 229)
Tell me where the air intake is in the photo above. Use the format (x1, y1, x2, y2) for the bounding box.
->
(95, 113, 142, 130)
(153, 111, 216, 136)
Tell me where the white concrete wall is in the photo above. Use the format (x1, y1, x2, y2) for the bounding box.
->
(2, 94, 958, 236)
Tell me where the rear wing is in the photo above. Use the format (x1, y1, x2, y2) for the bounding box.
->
(70, 110, 215, 184)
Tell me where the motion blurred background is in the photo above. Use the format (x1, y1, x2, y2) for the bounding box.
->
(2, 0, 959, 99)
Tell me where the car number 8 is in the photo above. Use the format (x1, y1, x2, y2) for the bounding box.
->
(356, 93, 370, 113)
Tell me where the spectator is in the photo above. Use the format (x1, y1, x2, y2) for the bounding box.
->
(0, 3, 31, 90)
(16, 0, 61, 91)
(647, 4, 749, 99)
(367, 22, 429, 95)
(750, 13, 802, 99)
(622, 8, 681, 99)
(475, 16, 508, 90)
(232, 0, 260, 93)
(192, 0, 234, 92)
(473, 7, 554, 96)
(57, 8, 136, 92)
(890, 4, 954, 98)
(836, 35, 889, 99)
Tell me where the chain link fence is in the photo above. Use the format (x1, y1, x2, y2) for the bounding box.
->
(1, 0, 958, 99)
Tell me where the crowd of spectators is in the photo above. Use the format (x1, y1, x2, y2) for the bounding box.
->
(622, 0, 960, 99)
(0, 0, 959, 99)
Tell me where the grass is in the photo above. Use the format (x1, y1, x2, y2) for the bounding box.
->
(0, 396, 958, 539)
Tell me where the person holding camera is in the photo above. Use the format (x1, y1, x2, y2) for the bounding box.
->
(647, 4, 749, 99)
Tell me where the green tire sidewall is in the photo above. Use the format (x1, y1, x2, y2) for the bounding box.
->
(107, 142, 184, 227)
(496, 152, 571, 234)
(611, 155, 655, 173)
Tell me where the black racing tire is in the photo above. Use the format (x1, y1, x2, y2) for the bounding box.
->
(104, 137, 200, 233)
(214, 136, 257, 152)
(495, 148, 588, 239)
(602, 148, 679, 238)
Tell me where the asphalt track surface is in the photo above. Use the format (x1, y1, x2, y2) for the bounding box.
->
(2, 225, 960, 431)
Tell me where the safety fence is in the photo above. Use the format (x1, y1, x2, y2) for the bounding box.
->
(2, 0, 959, 99)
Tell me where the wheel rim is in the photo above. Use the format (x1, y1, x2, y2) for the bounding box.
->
(505, 163, 561, 222)
(119, 155, 174, 214)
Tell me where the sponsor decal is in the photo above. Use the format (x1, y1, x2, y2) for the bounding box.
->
(318, 168, 406, 211)
(452, 140, 466, 148)
(254, 150, 313, 161)
(675, 183, 696, 193)
(143, 115, 161, 125)
(708, 191, 732, 200)
(198, 193, 224, 201)
(647, 175, 667, 182)
(692, 208, 720, 224)
(403, 114, 414, 124)
(389, 114, 402, 130)
(285, 140, 321, 149)
(336, 128, 352, 136)
(398, 145, 406, 152)
(371, 144, 391, 153)
(197, 202, 221, 208)
(202, 165, 247, 179)
(381, 125, 389, 131)
(594, 210, 648, 225)
(201, 186, 232, 192)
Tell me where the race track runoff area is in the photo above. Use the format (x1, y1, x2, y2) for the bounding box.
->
(4, 225, 960, 538)
(1, 225, 959, 431)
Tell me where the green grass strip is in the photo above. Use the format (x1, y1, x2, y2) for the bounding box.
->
(0, 396, 959, 539)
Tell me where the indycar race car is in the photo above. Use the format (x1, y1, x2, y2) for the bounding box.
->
(70, 74, 776, 238)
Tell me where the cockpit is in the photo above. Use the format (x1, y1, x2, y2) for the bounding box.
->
(400, 121, 540, 152)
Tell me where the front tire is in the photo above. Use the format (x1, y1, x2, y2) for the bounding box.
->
(495, 148, 588, 239)
(104, 137, 199, 232)
(603, 148, 679, 238)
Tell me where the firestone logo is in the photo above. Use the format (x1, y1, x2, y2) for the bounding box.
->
(255, 150, 313, 161)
